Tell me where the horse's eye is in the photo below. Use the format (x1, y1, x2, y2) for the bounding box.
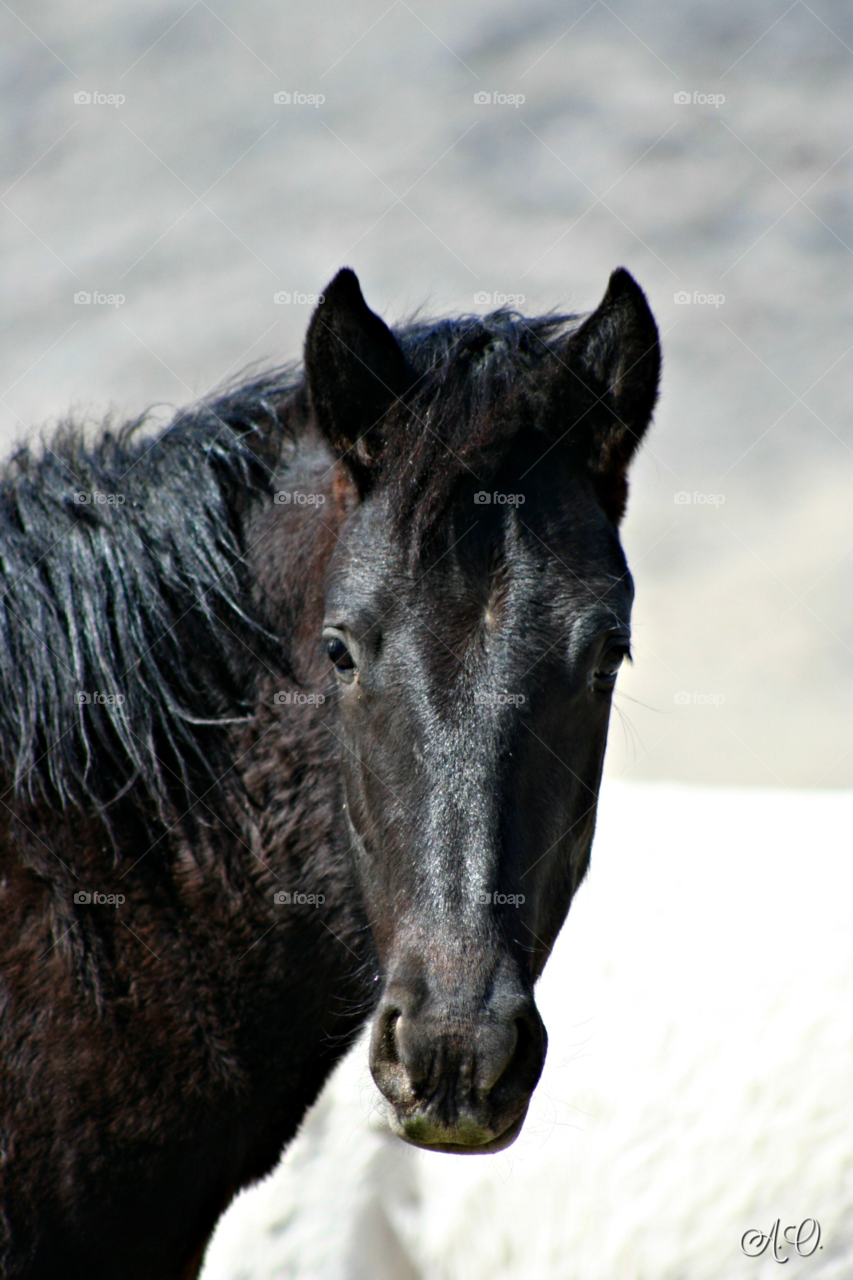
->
(327, 637, 355, 673)
(592, 642, 630, 691)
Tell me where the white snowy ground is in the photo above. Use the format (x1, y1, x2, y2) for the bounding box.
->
(201, 781, 853, 1280)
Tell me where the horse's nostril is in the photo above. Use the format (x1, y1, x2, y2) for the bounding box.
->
(475, 1018, 518, 1095)
(486, 1008, 547, 1100)
(370, 1005, 427, 1109)
(377, 1007, 402, 1065)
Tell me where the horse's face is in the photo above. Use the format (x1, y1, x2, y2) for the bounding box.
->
(323, 465, 631, 1152)
(306, 268, 659, 1153)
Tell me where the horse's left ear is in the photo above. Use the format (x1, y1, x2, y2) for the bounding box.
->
(305, 268, 410, 494)
(561, 268, 661, 523)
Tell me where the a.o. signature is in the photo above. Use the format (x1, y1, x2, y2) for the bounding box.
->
(741, 1218, 822, 1262)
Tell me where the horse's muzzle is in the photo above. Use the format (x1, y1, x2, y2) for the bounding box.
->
(369, 970, 547, 1154)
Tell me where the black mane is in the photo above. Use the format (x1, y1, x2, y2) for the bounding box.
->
(0, 370, 295, 828)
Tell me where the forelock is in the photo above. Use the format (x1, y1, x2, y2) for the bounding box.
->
(379, 310, 581, 556)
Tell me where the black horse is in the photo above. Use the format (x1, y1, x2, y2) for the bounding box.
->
(0, 267, 660, 1278)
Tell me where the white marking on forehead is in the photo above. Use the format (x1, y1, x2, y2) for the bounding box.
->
(481, 557, 510, 633)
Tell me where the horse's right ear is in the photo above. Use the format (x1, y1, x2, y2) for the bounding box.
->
(559, 268, 661, 523)
(304, 269, 410, 493)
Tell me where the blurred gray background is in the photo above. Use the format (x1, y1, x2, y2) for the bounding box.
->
(1, 0, 850, 789)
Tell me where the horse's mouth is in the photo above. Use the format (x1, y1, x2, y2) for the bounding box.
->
(385, 1103, 529, 1155)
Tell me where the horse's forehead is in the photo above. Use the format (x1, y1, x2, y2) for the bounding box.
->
(329, 487, 627, 634)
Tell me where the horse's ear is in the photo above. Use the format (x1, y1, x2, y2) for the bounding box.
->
(304, 268, 410, 493)
(560, 268, 660, 523)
